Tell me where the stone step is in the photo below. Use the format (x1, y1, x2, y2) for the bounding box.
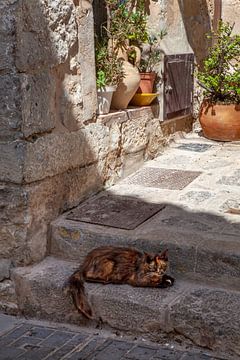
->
(50, 202, 240, 283)
(12, 257, 240, 358)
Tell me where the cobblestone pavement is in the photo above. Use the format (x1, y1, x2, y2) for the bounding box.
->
(0, 314, 228, 360)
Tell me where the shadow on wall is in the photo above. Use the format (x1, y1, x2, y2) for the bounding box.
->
(1, 0, 107, 265)
(177, 0, 212, 66)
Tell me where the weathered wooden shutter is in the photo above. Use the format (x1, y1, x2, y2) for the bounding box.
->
(163, 54, 194, 120)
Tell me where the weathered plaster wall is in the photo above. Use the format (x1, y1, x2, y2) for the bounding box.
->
(148, 0, 215, 65)
(222, 0, 240, 34)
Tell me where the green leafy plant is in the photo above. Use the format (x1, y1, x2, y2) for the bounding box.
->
(139, 30, 167, 72)
(95, 39, 124, 89)
(197, 21, 240, 104)
(105, 0, 148, 50)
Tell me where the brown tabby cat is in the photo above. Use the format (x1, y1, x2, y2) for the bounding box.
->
(63, 246, 174, 319)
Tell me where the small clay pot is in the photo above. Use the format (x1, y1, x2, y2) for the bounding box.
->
(137, 72, 156, 94)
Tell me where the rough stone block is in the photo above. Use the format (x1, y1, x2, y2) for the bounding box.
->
(170, 285, 240, 356)
(0, 141, 25, 183)
(77, 1, 98, 122)
(97, 111, 127, 126)
(121, 151, 145, 178)
(21, 71, 56, 137)
(0, 161, 103, 266)
(82, 123, 110, 161)
(0, 37, 15, 72)
(98, 150, 123, 187)
(50, 215, 130, 262)
(23, 132, 86, 183)
(122, 117, 148, 154)
(58, 74, 83, 131)
(0, 259, 12, 281)
(145, 118, 165, 159)
(0, 0, 18, 36)
(12, 257, 85, 323)
(22, 123, 112, 183)
(0, 280, 16, 303)
(0, 74, 22, 141)
(16, 0, 78, 71)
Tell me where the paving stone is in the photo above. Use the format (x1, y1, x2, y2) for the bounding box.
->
(11, 335, 41, 349)
(26, 326, 54, 339)
(66, 337, 107, 359)
(46, 334, 89, 360)
(0, 324, 32, 346)
(217, 169, 240, 186)
(176, 143, 212, 152)
(0, 316, 231, 360)
(0, 346, 25, 360)
(219, 199, 240, 214)
(17, 346, 56, 360)
(0, 314, 20, 336)
(152, 347, 183, 359)
(89, 339, 133, 360)
(125, 344, 157, 359)
(39, 330, 75, 347)
(180, 353, 216, 360)
(179, 191, 213, 205)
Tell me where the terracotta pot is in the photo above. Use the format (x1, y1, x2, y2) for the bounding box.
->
(137, 72, 156, 94)
(111, 61, 140, 110)
(199, 101, 240, 141)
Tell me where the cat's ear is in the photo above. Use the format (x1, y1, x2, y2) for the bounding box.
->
(158, 249, 168, 261)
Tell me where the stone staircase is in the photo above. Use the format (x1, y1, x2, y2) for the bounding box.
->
(12, 133, 240, 358)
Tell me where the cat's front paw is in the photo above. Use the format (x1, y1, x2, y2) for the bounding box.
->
(159, 274, 175, 288)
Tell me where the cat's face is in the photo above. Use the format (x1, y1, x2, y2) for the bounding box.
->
(143, 249, 168, 275)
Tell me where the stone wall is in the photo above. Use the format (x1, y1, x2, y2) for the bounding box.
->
(0, 0, 99, 267)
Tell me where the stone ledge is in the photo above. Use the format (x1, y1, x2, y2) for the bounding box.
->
(97, 106, 156, 126)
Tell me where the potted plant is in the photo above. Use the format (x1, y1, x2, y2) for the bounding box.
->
(137, 31, 167, 94)
(105, 0, 148, 109)
(197, 21, 240, 141)
(95, 39, 124, 114)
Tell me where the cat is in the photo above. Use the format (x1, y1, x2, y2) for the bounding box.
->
(63, 246, 174, 319)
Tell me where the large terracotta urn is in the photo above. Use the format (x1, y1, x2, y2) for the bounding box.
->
(111, 44, 141, 110)
(199, 101, 240, 141)
(111, 61, 140, 110)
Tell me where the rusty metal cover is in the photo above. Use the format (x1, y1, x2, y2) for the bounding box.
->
(66, 193, 165, 230)
(125, 168, 201, 190)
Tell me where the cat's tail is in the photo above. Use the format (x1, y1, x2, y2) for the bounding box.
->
(62, 270, 93, 319)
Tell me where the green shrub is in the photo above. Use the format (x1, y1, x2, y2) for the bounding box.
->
(197, 21, 240, 104)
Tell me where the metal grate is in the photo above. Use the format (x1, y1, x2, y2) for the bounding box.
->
(125, 168, 201, 190)
(176, 143, 212, 152)
(66, 193, 165, 230)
